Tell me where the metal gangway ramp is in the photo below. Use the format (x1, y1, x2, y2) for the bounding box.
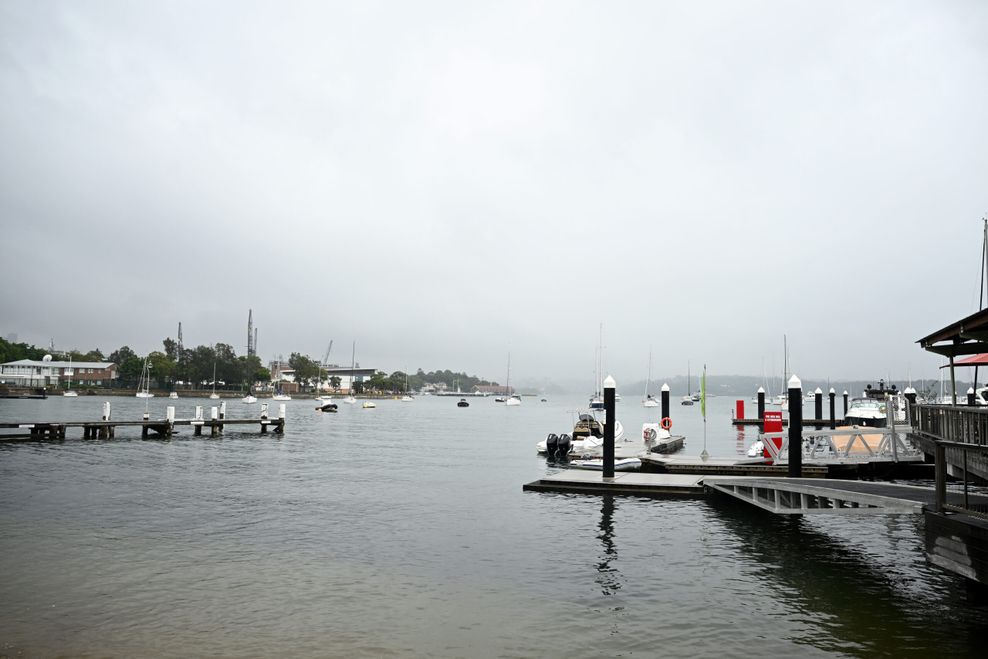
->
(702, 477, 988, 515)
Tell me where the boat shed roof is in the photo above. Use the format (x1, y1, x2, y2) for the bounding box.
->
(943, 353, 988, 367)
(917, 307, 988, 357)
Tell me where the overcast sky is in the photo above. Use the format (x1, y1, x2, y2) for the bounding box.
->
(2, 1, 987, 387)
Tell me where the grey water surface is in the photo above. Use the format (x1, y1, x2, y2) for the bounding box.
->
(1, 394, 984, 658)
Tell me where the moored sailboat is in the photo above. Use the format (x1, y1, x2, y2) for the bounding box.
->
(643, 349, 658, 408)
(681, 362, 694, 405)
(136, 357, 154, 398)
(504, 353, 521, 406)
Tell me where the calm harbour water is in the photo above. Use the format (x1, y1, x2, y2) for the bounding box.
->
(1, 394, 985, 658)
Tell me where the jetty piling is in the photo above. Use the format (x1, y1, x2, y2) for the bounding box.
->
(788, 375, 803, 478)
(661, 383, 670, 424)
(211, 406, 220, 436)
(904, 387, 917, 425)
(603, 376, 616, 478)
(757, 387, 765, 422)
(814, 388, 823, 430)
(829, 388, 836, 430)
(843, 391, 848, 416)
(193, 405, 204, 436)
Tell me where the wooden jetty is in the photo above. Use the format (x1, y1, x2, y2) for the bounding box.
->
(911, 306, 988, 588)
(524, 470, 706, 497)
(640, 454, 829, 477)
(0, 401, 285, 442)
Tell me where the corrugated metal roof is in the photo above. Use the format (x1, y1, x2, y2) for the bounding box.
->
(1, 359, 114, 368)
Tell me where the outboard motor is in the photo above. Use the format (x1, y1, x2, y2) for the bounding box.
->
(556, 433, 572, 458)
(545, 433, 559, 457)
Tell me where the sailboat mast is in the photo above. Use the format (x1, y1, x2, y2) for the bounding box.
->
(645, 348, 652, 398)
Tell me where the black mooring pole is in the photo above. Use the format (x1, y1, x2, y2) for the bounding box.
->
(757, 387, 765, 422)
(603, 376, 616, 478)
(661, 383, 670, 424)
(828, 388, 836, 430)
(788, 376, 802, 478)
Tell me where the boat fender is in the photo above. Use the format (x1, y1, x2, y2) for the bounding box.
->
(643, 427, 657, 441)
(660, 417, 672, 431)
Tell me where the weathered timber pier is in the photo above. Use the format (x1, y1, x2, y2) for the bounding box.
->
(0, 401, 285, 442)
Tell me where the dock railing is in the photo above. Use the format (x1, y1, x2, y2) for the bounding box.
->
(912, 403, 988, 518)
(761, 425, 921, 464)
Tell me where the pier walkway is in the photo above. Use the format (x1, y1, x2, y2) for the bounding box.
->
(524, 471, 988, 514)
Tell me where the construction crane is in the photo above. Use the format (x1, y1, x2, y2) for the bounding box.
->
(322, 341, 334, 367)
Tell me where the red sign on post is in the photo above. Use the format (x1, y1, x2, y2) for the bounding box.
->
(763, 411, 783, 433)
(763, 410, 783, 460)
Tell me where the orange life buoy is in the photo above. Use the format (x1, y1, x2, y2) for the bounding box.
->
(660, 417, 672, 430)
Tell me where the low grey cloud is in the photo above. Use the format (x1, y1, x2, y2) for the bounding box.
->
(2, 1, 986, 387)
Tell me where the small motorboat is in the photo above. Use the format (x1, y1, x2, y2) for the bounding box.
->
(505, 394, 522, 406)
(457, 398, 470, 407)
(316, 402, 338, 412)
(242, 394, 257, 404)
(272, 394, 292, 401)
(569, 457, 642, 471)
(536, 411, 626, 456)
(63, 390, 78, 397)
(169, 391, 179, 399)
(362, 401, 376, 409)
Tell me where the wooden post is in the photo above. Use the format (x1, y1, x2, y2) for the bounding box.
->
(219, 401, 226, 434)
(101, 401, 111, 439)
(260, 403, 269, 434)
(166, 406, 176, 438)
(788, 375, 802, 478)
(904, 387, 917, 426)
(660, 383, 670, 424)
(828, 388, 836, 430)
(211, 406, 219, 437)
(603, 375, 616, 478)
(757, 387, 765, 422)
(814, 387, 823, 429)
(277, 403, 286, 434)
(935, 442, 946, 513)
(950, 355, 957, 405)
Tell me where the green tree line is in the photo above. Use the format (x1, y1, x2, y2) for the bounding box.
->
(2, 336, 495, 393)
(0, 336, 268, 391)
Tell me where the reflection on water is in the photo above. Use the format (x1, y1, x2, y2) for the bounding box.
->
(1, 395, 987, 658)
(708, 496, 984, 657)
(595, 495, 621, 596)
